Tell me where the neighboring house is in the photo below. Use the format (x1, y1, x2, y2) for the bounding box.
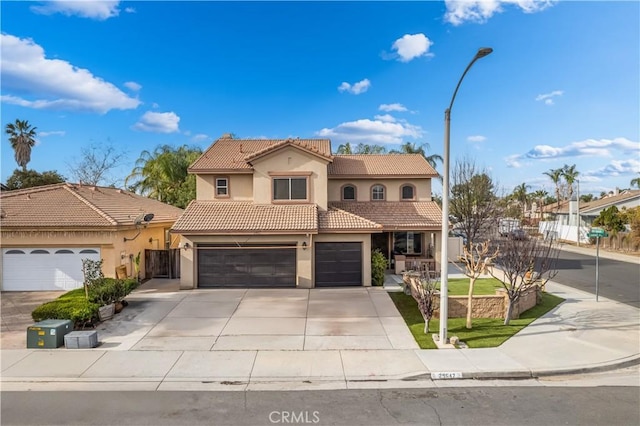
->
(0, 183, 184, 291)
(539, 189, 640, 243)
(171, 135, 442, 289)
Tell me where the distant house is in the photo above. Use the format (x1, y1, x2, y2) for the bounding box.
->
(539, 189, 640, 243)
(171, 135, 443, 289)
(0, 183, 184, 291)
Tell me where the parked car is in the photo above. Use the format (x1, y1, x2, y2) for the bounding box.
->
(509, 229, 527, 240)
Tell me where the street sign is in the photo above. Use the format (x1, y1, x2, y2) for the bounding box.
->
(588, 228, 608, 238)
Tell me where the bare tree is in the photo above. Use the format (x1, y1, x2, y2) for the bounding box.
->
(490, 237, 560, 325)
(454, 241, 500, 329)
(68, 143, 127, 186)
(404, 271, 438, 334)
(450, 156, 501, 247)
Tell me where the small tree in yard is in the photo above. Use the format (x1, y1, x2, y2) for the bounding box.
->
(490, 237, 560, 325)
(81, 259, 104, 299)
(404, 271, 439, 334)
(454, 241, 499, 329)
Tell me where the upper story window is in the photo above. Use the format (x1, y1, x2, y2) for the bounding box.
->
(371, 184, 385, 201)
(401, 184, 416, 201)
(215, 177, 229, 197)
(342, 184, 356, 201)
(274, 177, 307, 201)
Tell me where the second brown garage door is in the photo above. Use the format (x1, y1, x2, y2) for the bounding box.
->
(314, 242, 362, 287)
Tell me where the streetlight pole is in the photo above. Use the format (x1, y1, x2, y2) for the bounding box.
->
(438, 47, 493, 344)
(576, 179, 580, 247)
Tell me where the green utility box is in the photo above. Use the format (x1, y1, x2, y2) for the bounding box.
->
(27, 319, 73, 349)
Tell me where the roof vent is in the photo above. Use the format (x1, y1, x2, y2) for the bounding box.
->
(221, 133, 233, 139)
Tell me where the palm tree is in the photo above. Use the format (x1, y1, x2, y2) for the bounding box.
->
(543, 168, 563, 210)
(562, 164, 579, 199)
(390, 142, 444, 169)
(125, 145, 202, 208)
(512, 183, 530, 220)
(336, 142, 353, 154)
(631, 174, 640, 189)
(531, 189, 548, 219)
(5, 119, 37, 171)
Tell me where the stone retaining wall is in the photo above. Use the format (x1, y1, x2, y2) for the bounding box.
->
(403, 273, 539, 320)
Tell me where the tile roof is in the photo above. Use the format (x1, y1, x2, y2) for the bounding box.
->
(318, 207, 383, 233)
(329, 201, 442, 230)
(542, 190, 640, 214)
(329, 154, 438, 177)
(189, 137, 333, 172)
(171, 202, 318, 234)
(0, 183, 184, 228)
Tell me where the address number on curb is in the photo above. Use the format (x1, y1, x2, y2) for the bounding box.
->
(431, 372, 463, 380)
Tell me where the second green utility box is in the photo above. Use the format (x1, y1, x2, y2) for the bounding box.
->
(27, 319, 74, 349)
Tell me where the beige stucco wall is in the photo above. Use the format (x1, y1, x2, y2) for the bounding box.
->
(0, 224, 170, 284)
(328, 178, 432, 202)
(196, 174, 253, 201)
(251, 147, 329, 209)
(179, 232, 372, 289)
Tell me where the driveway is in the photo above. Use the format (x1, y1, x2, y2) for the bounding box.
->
(1, 279, 418, 352)
(1, 291, 65, 349)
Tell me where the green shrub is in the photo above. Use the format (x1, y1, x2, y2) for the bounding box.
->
(88, 278, 138, 305)
(371, 249, 387, 286)
(32, 292, 98, 327)
(32, 278, 139, 327)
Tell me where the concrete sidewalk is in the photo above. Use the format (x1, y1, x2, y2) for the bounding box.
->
(1, 277, 638, 391)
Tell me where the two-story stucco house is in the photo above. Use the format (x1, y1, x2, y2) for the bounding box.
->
(171, 135, 443, 289)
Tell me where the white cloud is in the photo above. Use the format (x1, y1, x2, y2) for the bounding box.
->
(445, 0, 556, 26)
(390, 34, 433, 62)
(124, 81, 142, 92)
(133, 111, 180, 133)
(124, 7, 136, 14)
(467, 135, 487, 143)
(192, 133, 210, 142)
(316, 116, 423, 145)
(39, 130, 66, 137)
(505, 137, 639, 168)
(584, 159, 640, 179)
(373, 114, 396, 123)
(31, 1, 121, 20)
(535, 90, 563, 105)
(379, 103, 408, 112)
(338, 78, 371, 95)
(0, 34, 140, 113)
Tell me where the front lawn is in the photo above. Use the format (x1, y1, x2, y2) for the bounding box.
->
(389, 291, 564, 349)
(444, 277, 504, 295)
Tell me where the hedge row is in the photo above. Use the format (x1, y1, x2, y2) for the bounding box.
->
(32, 278, 139, 327)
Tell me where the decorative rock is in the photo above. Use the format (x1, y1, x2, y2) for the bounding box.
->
(449, 336, 460, 345)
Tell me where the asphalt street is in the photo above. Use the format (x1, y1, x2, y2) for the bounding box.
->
(2, 386, 639, 426)
(554, 249, 640, 307)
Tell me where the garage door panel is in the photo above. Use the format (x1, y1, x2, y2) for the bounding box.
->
(197, 246, 296, 288)
(315, 242, 363, 287)
(2, 248, 101, 291)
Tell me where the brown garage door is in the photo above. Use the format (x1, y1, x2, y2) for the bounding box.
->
(197, 245, 296, 288)
(314, 242, 362, 287)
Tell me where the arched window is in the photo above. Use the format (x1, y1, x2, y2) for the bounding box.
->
(371, 184, 385, 201)
(5, 250, 25, 254)
(341, 184, 356, 201)
(55, 249, 74, 254)
(30, 249, 50, 254)
(80, 249, 99, 254)
(401, 184, 416, 201)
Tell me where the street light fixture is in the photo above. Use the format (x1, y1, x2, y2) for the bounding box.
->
(438, 47, 493, 344)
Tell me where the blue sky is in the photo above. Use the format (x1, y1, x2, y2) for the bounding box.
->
(1, 0, 639, 197)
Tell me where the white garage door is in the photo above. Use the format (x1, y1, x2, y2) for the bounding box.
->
(2, 248, 101, 291)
